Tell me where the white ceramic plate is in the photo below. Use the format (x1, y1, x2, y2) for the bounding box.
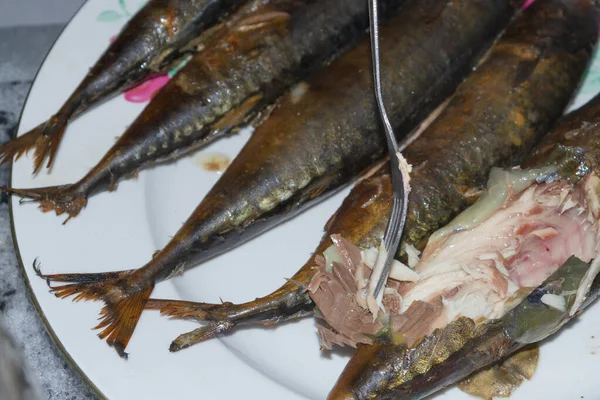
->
(10, 1, 600, 399)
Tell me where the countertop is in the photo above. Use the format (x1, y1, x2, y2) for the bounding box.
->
(0, 17, 95, 400)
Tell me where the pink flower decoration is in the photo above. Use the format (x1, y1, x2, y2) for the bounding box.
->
(107, 35, 171, 103)
(522, 0, 535, 9)
(124, 75, 171, 103)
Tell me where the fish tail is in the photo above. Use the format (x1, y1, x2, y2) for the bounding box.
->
(169, 323, 235, 352)
(2, 184, 87, 222)
(0, 123, 45, 166)
(0, 114, 68, 173)
(34, 261, 153, 358)
(147, 282, 312, 350)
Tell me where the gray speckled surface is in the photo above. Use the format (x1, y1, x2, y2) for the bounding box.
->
(0, 24, 95, 400)
(0, 0, 85, 28)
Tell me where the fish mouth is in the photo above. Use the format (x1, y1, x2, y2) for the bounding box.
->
(309, 166, 600, 350)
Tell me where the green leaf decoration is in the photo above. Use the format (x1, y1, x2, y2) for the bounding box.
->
(579, 69, 600, 94)
(97, 10, 123, 22)
(119, 0, 131, 16)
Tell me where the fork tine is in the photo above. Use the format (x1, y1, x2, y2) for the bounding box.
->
(364, 0, 411, 316)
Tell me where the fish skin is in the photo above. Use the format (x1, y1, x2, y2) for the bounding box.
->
(146, 0, 597, 346)
(147, 0, 253, 72)
(525, 92, 600, 177)
(0, 0, 247, 173)
(3, 0, 409, 217)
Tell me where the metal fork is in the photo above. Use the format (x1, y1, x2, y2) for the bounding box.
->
(365, 0, 410, 311)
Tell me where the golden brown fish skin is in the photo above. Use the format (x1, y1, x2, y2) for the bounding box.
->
(329, 321, 512, 400)
(0, 0, 246, 172)
(329, 318, 481, 400)
(4, 0, 408, 217)
(525, 92, 600, 177)
(147, 0, 597, 346)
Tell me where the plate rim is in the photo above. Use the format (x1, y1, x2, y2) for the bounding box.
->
(7, 1, 107, 398)
(9, 2, 600, 399)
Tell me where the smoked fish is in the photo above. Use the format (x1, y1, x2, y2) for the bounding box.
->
(326, 6, 600, 399)
(4, 0, 408, 217)
(32, 0, 524, 358)
(147, 0, 596, 352)
(0, 0, 247, 172)
(328, 87, 600, 400)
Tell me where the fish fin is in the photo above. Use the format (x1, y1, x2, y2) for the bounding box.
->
(34, 262, 153, 358)
(0, 115, 68, 173)
(2, 184, 87, 220)
(229, 11, 290, 53)
(32, 115, 68, 173)
(211, 94, 263, 133)
(458, 345, 539, 399)
(250, 102, 277, 129)
(149, 285, 313, 345)
(169, 322, 234, 352)
(0, 124, 45, 165)
(145, 299, 227, 320)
